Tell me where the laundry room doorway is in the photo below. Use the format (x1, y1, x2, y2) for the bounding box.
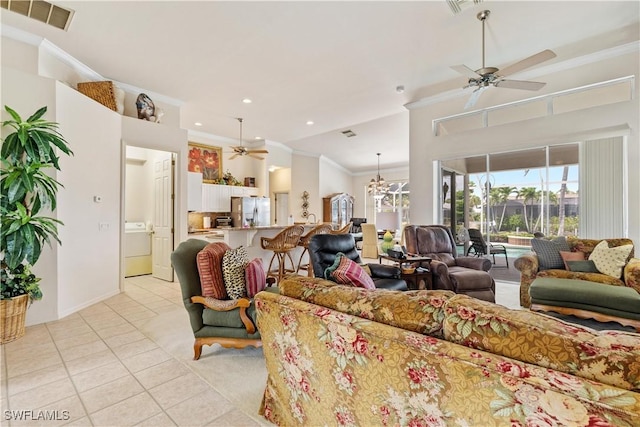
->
(124, 145, 175, 282)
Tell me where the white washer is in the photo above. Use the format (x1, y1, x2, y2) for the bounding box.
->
(125, 222, 152, 276)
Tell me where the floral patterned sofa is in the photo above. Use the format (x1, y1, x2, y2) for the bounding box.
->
(255, 276, 640, 426)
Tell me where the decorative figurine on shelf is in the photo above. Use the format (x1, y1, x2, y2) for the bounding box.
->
(136, 93, 160, 122)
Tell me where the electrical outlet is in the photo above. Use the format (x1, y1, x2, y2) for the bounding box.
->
(99, 222, 110, 231)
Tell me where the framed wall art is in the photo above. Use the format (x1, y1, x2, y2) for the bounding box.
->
(188, 142, 222, 183)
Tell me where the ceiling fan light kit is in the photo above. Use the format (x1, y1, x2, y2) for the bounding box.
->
(229, 117, 269, 160)
(452, 10, 557, 109)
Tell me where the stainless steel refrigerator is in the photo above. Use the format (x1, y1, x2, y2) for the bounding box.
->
(231, 197, 271, 227)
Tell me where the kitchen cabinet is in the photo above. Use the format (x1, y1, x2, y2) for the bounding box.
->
(187, 172, 203, 211)
(200, 184, 258, 212)
(202, 184, 229, 212)
(322, 193, 354, 228)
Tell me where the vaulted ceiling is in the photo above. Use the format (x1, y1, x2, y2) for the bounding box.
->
(2, 1, 638, 172)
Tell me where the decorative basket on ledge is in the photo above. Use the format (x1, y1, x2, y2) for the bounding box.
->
(77, 81, 117, 111)
(0, 294, 29, 343)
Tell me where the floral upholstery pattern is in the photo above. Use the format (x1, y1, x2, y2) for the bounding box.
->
(255, 282, 640, 426)
(279, 276, 455, 337)
(515, 238, 639, 307)
(443, 294, 640, 391)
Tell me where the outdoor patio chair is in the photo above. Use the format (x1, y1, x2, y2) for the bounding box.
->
(466, 228, 509, 267)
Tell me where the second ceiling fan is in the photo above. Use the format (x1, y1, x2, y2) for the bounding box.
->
(452, 10, 557, 109)
(229, 118, 269, 160)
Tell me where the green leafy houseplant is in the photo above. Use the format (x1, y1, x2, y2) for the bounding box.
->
(1, 106, 73, 302)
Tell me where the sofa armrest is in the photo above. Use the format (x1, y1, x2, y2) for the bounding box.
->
(456, 256, 491, 272)
(624, 258, 640, 294)
(514, 252, 539, 308)
(430, 259, 455, 292)
(368, 263, 401, 279)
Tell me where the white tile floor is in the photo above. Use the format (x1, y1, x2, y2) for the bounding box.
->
(1, 274, 521, 426)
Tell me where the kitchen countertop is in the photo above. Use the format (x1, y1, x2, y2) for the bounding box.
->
(188, 224, 316, 235)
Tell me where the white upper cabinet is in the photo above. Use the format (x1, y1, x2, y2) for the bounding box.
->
(187, 172, 203, 211)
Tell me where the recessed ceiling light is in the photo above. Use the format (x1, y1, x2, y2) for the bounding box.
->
(194, 122, 203, 126)
(242, 98, 252, 104)
(255, 136, 262, 140)
(306, 121, 314, 125)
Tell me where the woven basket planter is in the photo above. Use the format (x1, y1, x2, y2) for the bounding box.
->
(1, 294, 29, 344)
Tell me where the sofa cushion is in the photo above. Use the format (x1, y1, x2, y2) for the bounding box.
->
(559, 250, 584, 269)
(278, 277, 455, 337)
(222, 246, 249, 299)
(529, 278, 640, 320)
(323, 252, 345, 280)
(245, 258, 266, 298)
(442, 293, 640, 391)
(196, 242, 232, 299)
(330, 256, 376, 289)
(566, 260, 599, 272)
(589, 240, 634, 278)
(531, 237, 570, 270)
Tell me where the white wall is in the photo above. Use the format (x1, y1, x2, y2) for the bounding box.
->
(125, 147, 154, 223)
(408, 51, 640, 243)
(1, 67, 59, 325)
(56, 82, 122, 319)
(319, 156, 353, 199)
(291, 154, 321, 222)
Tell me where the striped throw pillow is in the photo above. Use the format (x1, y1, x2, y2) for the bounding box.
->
(330, 256, 376, 290)
(245, 258, 267, 297)
(196, 242, 231, 299)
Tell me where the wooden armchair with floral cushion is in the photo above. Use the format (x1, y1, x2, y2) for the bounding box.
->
(171, 239, 276, 360)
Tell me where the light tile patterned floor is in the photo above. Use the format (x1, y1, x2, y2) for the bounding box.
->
(1, 273, 521, 426)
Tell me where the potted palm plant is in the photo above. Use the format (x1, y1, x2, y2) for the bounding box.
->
(1, 106, 73, 343)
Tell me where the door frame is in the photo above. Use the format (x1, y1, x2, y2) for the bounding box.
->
(120, 141, 180, 291)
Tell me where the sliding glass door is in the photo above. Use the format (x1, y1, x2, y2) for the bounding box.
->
(441, 144, 580, 244)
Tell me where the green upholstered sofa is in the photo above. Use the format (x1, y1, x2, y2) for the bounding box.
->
(514, 237, 640, 331)
(255, 276, 640, 426)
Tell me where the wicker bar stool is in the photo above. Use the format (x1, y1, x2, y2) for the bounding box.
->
(296, 223, 333, 276)
(330, 222, 353, 234)
(261, 225, 305, 284)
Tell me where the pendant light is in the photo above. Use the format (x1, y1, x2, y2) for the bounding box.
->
(368, 153, 390, 199)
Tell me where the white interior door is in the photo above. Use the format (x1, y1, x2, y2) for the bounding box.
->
(274, 192, 289, 225)
(152, 152, 174, 281)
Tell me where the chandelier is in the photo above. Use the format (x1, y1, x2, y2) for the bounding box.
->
(368, 153, 390, 199)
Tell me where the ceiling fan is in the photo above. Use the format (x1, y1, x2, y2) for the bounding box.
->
(452, 10, 557, 109)
(229, 118, 269, 160)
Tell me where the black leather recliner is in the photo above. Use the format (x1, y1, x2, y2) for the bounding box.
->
(309, 233, 408, 291)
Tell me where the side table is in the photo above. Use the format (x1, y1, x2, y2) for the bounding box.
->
(379, 255, 433, 291)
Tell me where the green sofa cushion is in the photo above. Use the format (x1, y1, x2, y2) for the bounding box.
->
(530, 278, 640, 320)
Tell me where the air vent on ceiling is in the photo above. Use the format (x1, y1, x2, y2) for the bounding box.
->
(1, 0, 74, 31)
(341, 130, 356, 138)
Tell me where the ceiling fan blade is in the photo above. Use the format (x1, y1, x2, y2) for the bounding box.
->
(464, 87, 486, 110)
(248, 153, 265, 160)
(495, 79, 546, 91)
(451, 64, 481, 79)
(247, 149, 269, 154)
(498, 49, 556, 78)
(229, 154, 240, 160)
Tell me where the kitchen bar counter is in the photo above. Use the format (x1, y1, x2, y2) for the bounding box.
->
(187, 224, 316, 268)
